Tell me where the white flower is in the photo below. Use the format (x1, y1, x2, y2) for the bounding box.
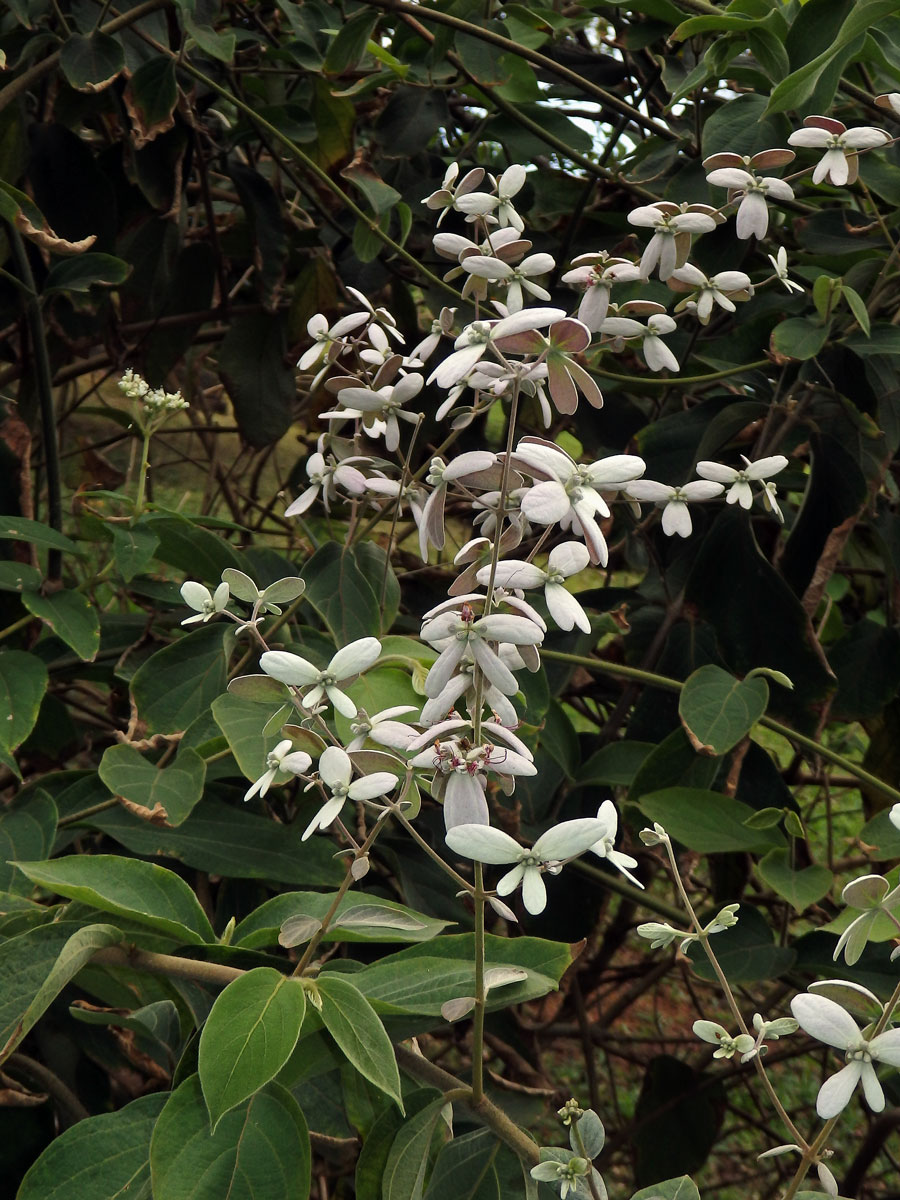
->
(409, 730, 536, 828)
(260, 637, 381, 718)
(476, 542, 591, 633)
(668, 264, 752, 325)
(346, 706, 420, 752)
(420, 605, 544, 698)
(704, 154, 795, 239)
(328, 373, 424, 453)
(695, 455, 788, 510)
(833, 875, 900, 966)
(423, 163, 486, 226)
(626, 202, 717, 280)
(692, 1020, 756, 1060)
(791, 992, 900, 1117)
(427, 307, 566, 390)
(244, 740, 312, 802)
(180, 580, 230, 625)
(889, 802, 900, 832)
(284, 447, 368, 517)
(454, 164, 528, 232)
(625, 479, 724, 537)
(460, 252, 555, 313)
(788, 116, 889, 186)
(561, 253, 643, 331)
(514, 438, 645, 566)
(767, 246, 804, 294)
(297, 310, 369, 371)
(303, 745, 397, 840)
(410, 307, 456, 361)
(599, 313, 680, 373)
(588, 800, 643, 888)
(445, 817, 609, 915)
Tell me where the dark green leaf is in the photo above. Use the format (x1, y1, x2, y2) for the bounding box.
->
(43, 252, 131, 294)
(0, 650, 48, 753)
(233, 890, 450, 948)
(21, 589, 100, 661)
(110, 522, 159, 581)
(633, 1056, 722, 1187)
(14, 855, 216, 944)
(678, 665, 768, 756)
(771, 317, 829, 361)
(131, 624, 229, 734)
(59, 31, 125, 92)
(756, 848, 832, 910)
(631, 1176, 701, 1200)
(229, 163, 288, 308)
(217, 312, 295, 447)
(98, 743, 207, 826)
(424, 1129, 500, 1200)
(16, 1092, 167, 1200)
(0, 517, 81, 556)
(324, 9, 379, 73)
(0, 790, 56, 894)
(318, 974, 403, 1109)
(199, 967, 306, 1129)
(638, 788, 785, 853)
(829, 620, 900, 720)
(686, 906, 796, 982)
(150, 1075, 310, 1199)
(124, 57, 178, 143)
(382, 1097, 448, 1200)
(301, 542, 382, 642)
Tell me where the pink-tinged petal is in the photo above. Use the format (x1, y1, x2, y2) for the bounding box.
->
(455, 192, 499, 216)
(702, 152, 743, 171)
(329, 636, 381, 679)
(751, 148, 796, 169)
(565, 360, 604, 410)
(706, 167, 754, 189)
(736, 192, 769, 240)
(788, 128, 832, 147)
(334, 464, 368, 495)
(260, 650, 319, 686)
(661, 500, 692, 538)
(443, 451, 496, 480)
(550, 318, 591, 352)
(791, 994, 859, 1049)
(443, 773, 490, 828)
(347, 772, 398, 801)
(547, 358, 578, 414)
(521, 866, 547, 914)
(816, 1063, 862, 1118)
(445, 823, 522, 863)
(521, 480, 572, 524)
(545, 583, 591, 633)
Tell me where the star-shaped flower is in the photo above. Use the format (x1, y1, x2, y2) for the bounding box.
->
(692, 1020, 756, 1060)
(180, 580, 230, 625)
(626, 202, 718, 280)
(560, 253, 643, 331)
(625, 478, 724, 537)
(445, 817, 609, 914)
(476, 542, 592, 633)
(703, 149, 795, 239)
(695, 455, 788, 511)
(791, 991, 900, 1118)
(303, 746, 398, 840)
(668, 265, 753, 325)
(244, 740, 312, 802)
(260, 637, 381, 718)
(588, 800, 643, 887)
(788, 116, 889, 186)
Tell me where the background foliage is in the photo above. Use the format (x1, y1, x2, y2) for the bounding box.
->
(3, 0, 900, 1196)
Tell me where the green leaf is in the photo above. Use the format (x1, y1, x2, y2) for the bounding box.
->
(0, 517, 81, 555)
(0, 790, 56, 894)
(383, 1097, 449, 1200)
(771, 317, 829, 361)
(21, 588, 100, 661)
(217, 312, 295, 447)
(0, 561, 42, 592)
(16, 1091, 167, 1200)
(146, 514, 242, 578)
(630, 1176, 701, 1200)
(211, 693, 284, 783)
(0, 921, 123, 1062)
(766, 0, 899, 115)
(843, 285, 871, 337)
(424, 1129, 500, 1200)
(199, 967, 306, 1130)
(14, 855, 216, 945)
(678, 665, 768, 756)
(151, 1075, 310, 1199)
(98, 743, 207, 826)
(59, 31, 125, 92)
(756, 848, 833, 910)
(43, 252, 131, 293)
(0, 650, 48, 753)
(341, 158, 402, 217)
(318, 974, 403, 1110)
(301, 541, 382, 642)
(638, 788, 786, 853)
(355, 1089, 443, 1200)
(87, 799, 343, 886)
(229, 164, 289, 309)
(110, 522, 160, 581)
(131, 624, 229, 734)
(124, 56, 178, 143)
(324, 8, 379, 73)
(233, 891, 450, 948)
(181, 12, 236, 61)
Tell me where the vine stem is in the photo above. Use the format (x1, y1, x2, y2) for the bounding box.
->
(472, 862, 486, 1103)
(660, 832, 807, 1148)
(540, 649, 900, 805)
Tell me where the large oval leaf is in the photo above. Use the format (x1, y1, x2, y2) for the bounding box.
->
(678, 665, 768, 756)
